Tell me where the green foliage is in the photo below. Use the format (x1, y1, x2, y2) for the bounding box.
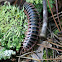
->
(26, 0, 42, 4)
(43, 49, 53, 62)
(26, 0, 43, 13)
(47, 0, 55, 13)
(54, 29, 59, 35)
(0, 2, 28, 51)
(26, 0, 54, 13)
(43, 50, 46, 59)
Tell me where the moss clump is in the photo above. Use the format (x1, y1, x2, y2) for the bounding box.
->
(0, 2, 28, 51)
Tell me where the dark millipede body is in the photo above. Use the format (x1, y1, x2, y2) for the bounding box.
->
(23, 2, 40, 52)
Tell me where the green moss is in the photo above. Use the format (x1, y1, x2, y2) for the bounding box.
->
(0, 2, 28, 51)
(54, 29, 59, 35)
(43, 49, 53, 62)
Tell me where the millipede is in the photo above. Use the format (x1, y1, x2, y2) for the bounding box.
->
(22, 2, 41, 52)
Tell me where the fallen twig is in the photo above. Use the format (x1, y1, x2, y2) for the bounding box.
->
(47, 0, 60, 32)
(17, 51, 42, 58)
(37, 44, 62, 52)
(46, 39, 62, 47)
(48, 11, 62, 19)
(55, 0, 62, 31)
(16, 56, 62, 61)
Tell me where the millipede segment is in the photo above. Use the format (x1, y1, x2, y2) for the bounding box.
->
(23, 2, 40, 51)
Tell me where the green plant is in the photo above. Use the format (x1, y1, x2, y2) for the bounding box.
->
(54, 29, 59, 35)
(43, 49, 53, 62)
(26, 0, 42, 4)
(0, 2, 28, 51)
(26, 0, 54, 13)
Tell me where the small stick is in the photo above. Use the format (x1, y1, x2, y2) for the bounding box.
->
(40, 0, 48, 38)
(46, 39, 62, 47)
(16, 56, 62, 61)
(14, 0, 18, 5)
(37, 44, 62, 52)
(47, 0, 60, 32)
(17, 51, 41, 57)
(48, 11, 62, 19)
(55, 0, 62, 31)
